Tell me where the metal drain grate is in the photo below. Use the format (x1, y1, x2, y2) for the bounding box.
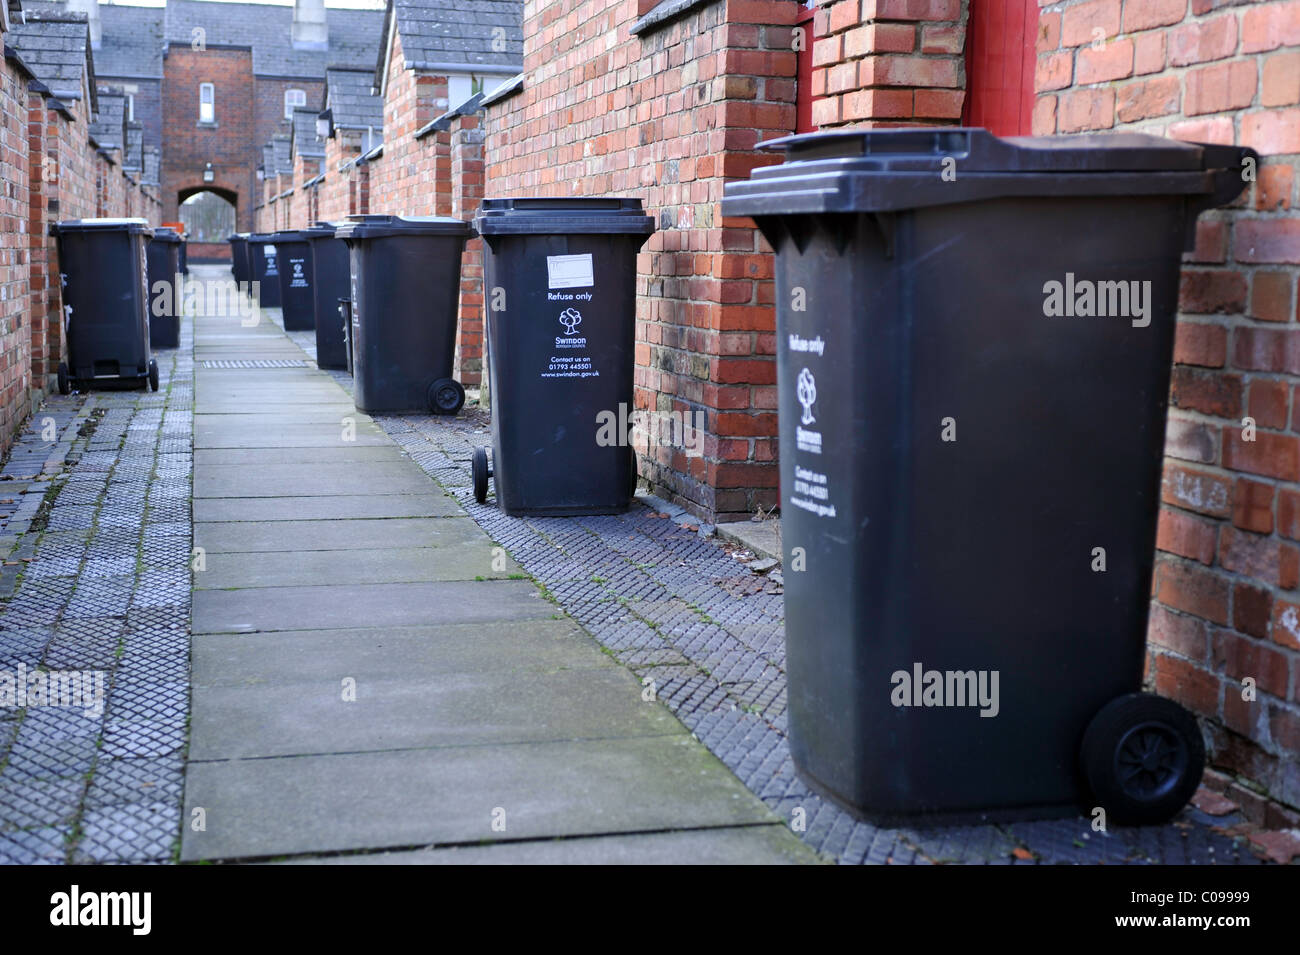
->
(200, 359, 308, 368)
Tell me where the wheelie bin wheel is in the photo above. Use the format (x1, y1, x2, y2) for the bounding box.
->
(472, 446, 490, 504)
(629, 446, 638, 497)
(429, 378, 465, 416)
(1081, 692, 1204, 826)
(57, 362, 70, 396)
(148, 359, 160, 392)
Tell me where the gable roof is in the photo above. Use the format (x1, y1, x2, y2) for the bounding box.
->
(272, 133, 292, 173)
(163, 0, 384, 78)
(378, 0, 523, 89)
(90, 88, 126, 149)
(325, 66, 382, 132)
(123, 121, 142, 170)
(291, 107, 325, 159)
(142, 145, 160, 185)
(8, 8, 96, 106)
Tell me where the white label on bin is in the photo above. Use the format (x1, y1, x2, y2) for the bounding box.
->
(547, 253, 594, 290)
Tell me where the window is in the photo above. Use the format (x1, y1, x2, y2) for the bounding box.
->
(199, 83, 215, 124)
(284, 88, 306, 120)
(446, 75, 487, 111)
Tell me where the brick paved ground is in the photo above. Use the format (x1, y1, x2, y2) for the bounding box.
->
(0, 327, 193, 864)
(286, 324, 1272, 866)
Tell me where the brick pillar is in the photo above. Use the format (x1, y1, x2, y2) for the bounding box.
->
(26, 92, 53, 389)
(813, 0, 968, 127)
(451, 113, 485, 387)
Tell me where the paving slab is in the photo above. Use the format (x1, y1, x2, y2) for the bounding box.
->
(195, 544, 523, 589)
(193, 493, 461, 523)
(182, 735, 779, 860)
(194, 446, 407, 466)
(191, 579, 555, 633)
(192, 620, 616, 686)
(284, 825, 821, 865)
(194, 461, 435, 498)
(190, 666, 684, 759)
(194, 515, 491, 553)
(195, 425, 390, 448)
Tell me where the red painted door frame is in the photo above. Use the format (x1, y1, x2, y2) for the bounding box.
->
(795, 3, 818, 134)
(962, 0, 1039, 136)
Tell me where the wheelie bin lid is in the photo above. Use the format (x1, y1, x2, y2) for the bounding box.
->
(247, 233, 276, 243)
(51, 217, 153, 237)
(721, 128, 1258, 216)
(474, 197, 655, 235)
(149, 227, 182, 244)
(303, 221, 344, 240)
(273, 229, 311, 243)
(333, 214, 471, 241)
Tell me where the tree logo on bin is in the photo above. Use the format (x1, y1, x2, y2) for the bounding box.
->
(797, 368, 817, 425)
(559, 308, 582, 335)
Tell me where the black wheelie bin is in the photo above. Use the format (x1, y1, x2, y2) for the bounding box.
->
(334, 214, 472, 414)
(471, 198, 654, 516)
(303, 221, 351, 369)
(50, 218, 159, 394)
(228, 233, 250, 284)
(146, 226, 183, 349)
(247, 233, 282, 308)
(721, 128, 1257, 827)
(274, 230, 316, 331)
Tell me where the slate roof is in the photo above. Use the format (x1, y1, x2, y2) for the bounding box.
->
(97, 3, 165, 79)
(163, 0, 384, 78)
(325, 67, 382, 131)
(7, 9, 96, 103)
(380, 0, 523, 80)
(124, 122, 142, 170)
(291, 107, 325, 158)
(90, 88, 126, 149)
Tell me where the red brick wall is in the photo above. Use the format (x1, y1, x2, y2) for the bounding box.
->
(812, 0, 969, 126)
(289, 154, 320, 228)
(368, 33, 450, 215)
(484, 0, 798, 521)
(319, 132, 364, 221)
(161, 47, 257, 231)
(0, 58, 32, 447)
(1036, 0, 1300, 812)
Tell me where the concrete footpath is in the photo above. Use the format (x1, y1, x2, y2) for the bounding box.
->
(182, 266, 817, 863)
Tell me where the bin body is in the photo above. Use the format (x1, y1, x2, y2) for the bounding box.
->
(304, 222, 350, 369)
(475, 198, 654, 516)
(51, 218, 154, 384)
(247, 233, 282, 307)
(334, 215, 470, 412)
(340, 298, 355, 375)
(179, 238, 189, 275)
(274, 231, 316, 331)
(228, 234, 250, 284)
(146, 227, 183, 348)
(721, 129, 1254, 823)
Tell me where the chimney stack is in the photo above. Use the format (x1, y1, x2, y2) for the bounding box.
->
(292, 0, 328, 50)
(67, 0, 102, 49)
